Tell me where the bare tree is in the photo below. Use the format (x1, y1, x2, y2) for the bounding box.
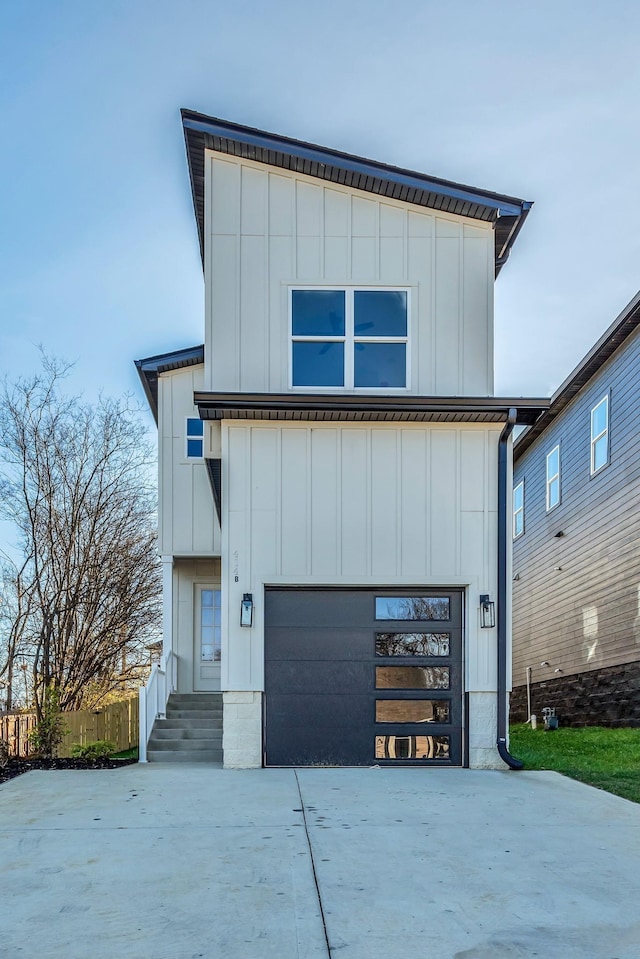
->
(0, 356, 161, 717)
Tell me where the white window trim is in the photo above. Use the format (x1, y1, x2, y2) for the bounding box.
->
(288, 286, 412, 392)
(546, 445, 561, 512)
(513, 480, 524, 539)
(185, 416, 205, 461)
(590, 395, 609, 476)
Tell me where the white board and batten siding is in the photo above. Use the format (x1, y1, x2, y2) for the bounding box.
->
(158, 365, 221, 557)
(205, 154, 494, 397)
(222, 422, 504, 695)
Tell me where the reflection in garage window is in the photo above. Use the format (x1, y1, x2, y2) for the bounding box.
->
(375, 735, 450, 760)
(375, 666, 450, 689)
(375, 700, 450, 723)
(375, 597, 450, 620)
(375, 632, 450, 656)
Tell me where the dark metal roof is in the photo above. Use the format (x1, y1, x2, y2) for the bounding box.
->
(195, 392, 549, 425)
(514, 290, 640, 461)
(181, 110, 532, 278)
(135, 345, 204, 423)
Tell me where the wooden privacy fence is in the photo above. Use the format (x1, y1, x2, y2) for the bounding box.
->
(1, 697, 139, 758)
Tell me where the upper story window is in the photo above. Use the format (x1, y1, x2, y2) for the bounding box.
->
(513, 481, 524, 539)
(546, 445, 561, 511)
(290, 288, 409, 390)
(186, 417, 204, 459)
(590, 395, 609, 475)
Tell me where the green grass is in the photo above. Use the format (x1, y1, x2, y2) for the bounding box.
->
(510, 724, 640, 804)
(111, 747, 138, 760)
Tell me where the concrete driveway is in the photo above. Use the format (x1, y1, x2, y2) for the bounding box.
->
(1, 765, 639, 959)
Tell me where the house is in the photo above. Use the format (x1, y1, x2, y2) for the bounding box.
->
(135, 110, 548, 768)
(511, 291, 640, 726)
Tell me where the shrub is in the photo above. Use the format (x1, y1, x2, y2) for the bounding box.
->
(0, 739, 9, 768)
(70, 740, 117, 760)
(28, 686, 68, 758)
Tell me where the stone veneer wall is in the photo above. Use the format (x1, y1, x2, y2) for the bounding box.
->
(510, 661, 640, 727)
(222, 692, 262, 768)
(468, 691, 507, 769)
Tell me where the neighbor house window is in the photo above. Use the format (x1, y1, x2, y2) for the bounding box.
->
(590, 395, 609, 475)
(290, 288, 409, 389)
(513, 481, 524, 538)
(186, 417, 204, 459)
(546, 445, 560, 511)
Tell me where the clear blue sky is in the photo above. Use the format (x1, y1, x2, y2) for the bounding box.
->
(1, 0, 639, 410)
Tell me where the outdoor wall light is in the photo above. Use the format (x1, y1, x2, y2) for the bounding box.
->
(240, 593, 254, 627)
(479, 594, 495, 629)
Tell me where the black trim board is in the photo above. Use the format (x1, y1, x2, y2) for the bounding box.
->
(195, 391, 549, 425)
(205, 458, 222, 526)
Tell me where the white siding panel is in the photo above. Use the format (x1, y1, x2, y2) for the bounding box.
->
(461, 431, 485, 511)
(463, 231, 491, 395)
(268, 173, 294, 235)
(408, 211, 434, 237)
(461, 510, 485, 580)
(250, 428, 278, 511)
(228, 428, 249, 512)
(310, 429, 339, 577)
(429, 430, 458, 575)
(210, 158, 240, 235)
(379, 237, 404, 283)
(351, 237, 377, 282)
(352, 196, 376, 236)
(324, 189, 349, 236)
(340, 429, 368, 576)
(296, 181, 322, 236)
(209, 234, 239, 390)
(268, 236, 293, 390)
(240, 166, 267, 236)
(296, 236, 321, 280)
(434, 235, 460, 394)
(324, 236, 349, 282)
(380, 203, 404, 237)
(371, 430, 397, 577)
(399, 429, 428, 576)
(281, 429, 308, 576)
(240, 235, 267, 390)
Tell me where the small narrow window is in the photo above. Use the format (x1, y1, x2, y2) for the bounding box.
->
(186, 417, 204, 459)
(591, 396, 609, 475)
(513, 481, 524, 539)
(546, 446, 560, 511)
(200, 588, 221, 662)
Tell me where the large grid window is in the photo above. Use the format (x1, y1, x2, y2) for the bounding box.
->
(546, 446, 561, 511)
(513, 480, 524, 538)
(290, 288, 409, 389)
(591, 395, 609, 475)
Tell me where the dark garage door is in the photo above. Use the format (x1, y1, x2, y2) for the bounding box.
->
(264, 588, 463, 766)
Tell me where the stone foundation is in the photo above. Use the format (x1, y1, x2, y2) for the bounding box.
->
(222, 691, 262, 767)
(510, 661, 640, 727)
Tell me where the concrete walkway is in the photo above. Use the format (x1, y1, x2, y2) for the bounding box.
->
(1, 765, 639, 959)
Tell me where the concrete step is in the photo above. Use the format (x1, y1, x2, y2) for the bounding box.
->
(150, 726, 222, 741)
(154, 717, 222, 730)
(147, 748, 223, 763)
(168, 694, 222, 706)
(147, 736, 219, 750)
(165, 709, 223, 720)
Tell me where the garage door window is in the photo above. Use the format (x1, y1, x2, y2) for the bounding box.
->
(375, 632, 450, 656)
(375, 597, 450, 620)
(376, 665, 450, 689)
(375, 735, 450, 760)
(376, 700, 450, 723)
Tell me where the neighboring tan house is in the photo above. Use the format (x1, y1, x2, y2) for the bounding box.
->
(136, 110, 547, 768)
(511, 291, 640, 726)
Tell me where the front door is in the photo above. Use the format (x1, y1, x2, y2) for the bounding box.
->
(193, 584, 221, 691)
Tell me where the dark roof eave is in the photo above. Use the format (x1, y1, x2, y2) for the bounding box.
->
(135, 345, 204, 424)
(195, 392, 549, 425)
(181, 110, 532, 276)
(514, 290, 640, 460)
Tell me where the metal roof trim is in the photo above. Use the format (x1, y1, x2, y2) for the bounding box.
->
(514, 290, 640, 461)
(135, 345, 204, 424)
(181, 110, 532, 276)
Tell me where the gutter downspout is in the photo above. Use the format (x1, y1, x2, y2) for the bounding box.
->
(497, 408, 523, 769)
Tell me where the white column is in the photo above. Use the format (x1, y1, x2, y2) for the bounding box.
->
(161, 556, 174, 660)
